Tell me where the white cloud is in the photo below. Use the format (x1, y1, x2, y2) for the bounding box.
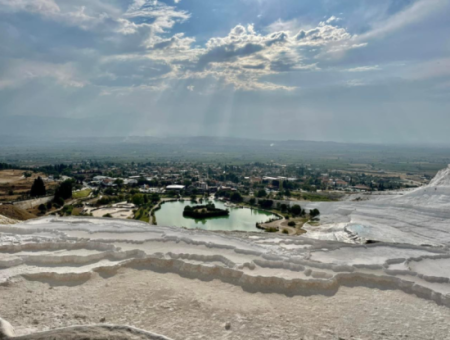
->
(346, 65, 380, 72)
(359, 0, 447, 40)
(326, 16, 341, 24)
(0, 0, 367, 92)
(0, 60, 86, 89)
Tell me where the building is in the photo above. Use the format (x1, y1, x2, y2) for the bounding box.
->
(166, 185, 185, 191)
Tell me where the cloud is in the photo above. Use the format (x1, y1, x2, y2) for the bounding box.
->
(346, 65, 380, 72)
(0, 60, 86, 89)
(326, 16, 341, 24)
(358, 0, 448, 40)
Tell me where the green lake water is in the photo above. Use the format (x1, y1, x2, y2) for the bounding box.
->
(155, 200, 278, 232)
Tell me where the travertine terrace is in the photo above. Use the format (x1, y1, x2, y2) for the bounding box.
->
(2, 166, 450, 339)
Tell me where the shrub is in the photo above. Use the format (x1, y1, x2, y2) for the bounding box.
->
(282, 229, 289, 234)
(291, 204, 302, 216)
(54, 197, 64, 207)
(103, 213, 113, 218)
(310, 208, 320, 218)
(230, 192, 243, 203)
(265, 227, 278, 233)
(287, 221, 295, 227)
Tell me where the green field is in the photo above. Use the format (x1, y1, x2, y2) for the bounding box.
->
(72, 189, 92, 199)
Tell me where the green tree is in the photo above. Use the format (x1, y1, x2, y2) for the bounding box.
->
(114, 179, 124, 188)
(55, 180, 72, 200)
(310, 208, 320, 218)
(230, 192, 243, 203)
(291, 204, 302, 216)
(38, 204, 47, 213)
(150, 193, 160, 202)
(256, 189, 267, 198)
(249, 197, 256, 206)
(132, 194, 144, 206)
(30, 177, 46, 197)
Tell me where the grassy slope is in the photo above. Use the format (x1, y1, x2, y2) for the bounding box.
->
(0, 205, 36, 220)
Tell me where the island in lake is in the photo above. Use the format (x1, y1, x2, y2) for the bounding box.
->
(183, 203, 229, 219)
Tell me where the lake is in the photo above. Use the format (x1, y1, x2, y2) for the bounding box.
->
(155, 200, 278, 232)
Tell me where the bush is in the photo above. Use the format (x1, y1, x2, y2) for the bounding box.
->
(291, 204, 302, 216)
(259, 199, 273, 209)
(38, 204, 47, 213)
(265, 227, 278, 233)
(132, 194, 144, 206)
(282, 229, 289, 234)
(103, 213, 113, 218)
(256, 189, 267, 198)
(230, 192, 243, 203)
(287, 221, 295, 227)
(310, 208, 320, 218)
(54, 197, 64, 207)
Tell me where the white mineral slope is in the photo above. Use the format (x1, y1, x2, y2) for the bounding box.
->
(303, 165, 450, 246)
(0, 214, 18, 225)
(11, 324, 174, 340)
(1, 215, 450, 310)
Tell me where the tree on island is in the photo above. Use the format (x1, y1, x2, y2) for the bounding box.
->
(30, 177, 46, 197)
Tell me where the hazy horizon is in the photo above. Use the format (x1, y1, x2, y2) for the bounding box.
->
(1, 0, 450, 144)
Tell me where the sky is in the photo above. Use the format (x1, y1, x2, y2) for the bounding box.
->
(0, 0, 449, 144)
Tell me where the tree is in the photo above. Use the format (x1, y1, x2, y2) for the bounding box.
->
(55, 180, 72, 200)
(38, 204, 47, 213)
(291, 204, 302, 216)
(30, 177, 46, 197)
(256, 189, 267, 198)
(249, 197, 256, 206)
(23, 172, 32, 179)
(230, 192, 243, 203)
(259, 199, 273, 209)
(132, 194, 144, 206)
(114, 179, 124, 188)
(280, 204, 288, 212)
(150, 193, 160, 202)
(54, 197, 64, 207)
(310, 208, 320, 218)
